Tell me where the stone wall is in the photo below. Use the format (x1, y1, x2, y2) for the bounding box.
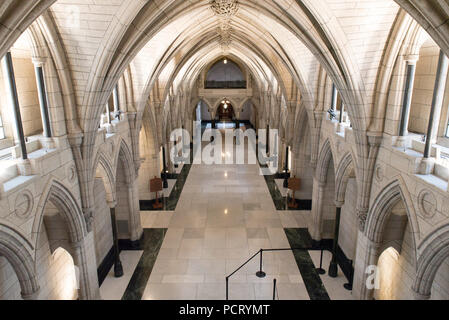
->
(408, 39, 440, 134)
(431, 257, 449, 299)
(375, 223, 416, 300)
(339, 178, 358, 260)
(116, 159, 132, 239)
(0, 257, 22, 300)
(0, 56, 43, 140)
(93, 178, 113, 266)
(321, 159, 336, 239)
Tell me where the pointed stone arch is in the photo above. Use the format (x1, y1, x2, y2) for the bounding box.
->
(365, 177, 420, 248)
(114, 138, 142, 242)
(354, 177, 420, 300)
(316, 139, 336, 184)
(335, 152, 357, 204)
(92, 149, 116, 205)
(116, 139, 136, 185)
(33, 179, 87, 246)
(413, 223, 449, 299)
(0, 225, 39, 300)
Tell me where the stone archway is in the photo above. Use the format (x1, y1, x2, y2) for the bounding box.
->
(0, 226, 39, 300)
(33, 179, 99, 300)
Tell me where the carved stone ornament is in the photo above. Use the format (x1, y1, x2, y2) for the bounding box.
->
(67, 165, 77, 184)
(375, 164, 384, 182)
(15, 190, 34, 219)
(357, 208, 368, 232)
(210, 0, 239, 52)
(210, 0, 239, 18)
(418, 189, 437, 219)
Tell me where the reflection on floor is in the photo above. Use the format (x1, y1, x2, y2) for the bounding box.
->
(100, 161, 353, 300)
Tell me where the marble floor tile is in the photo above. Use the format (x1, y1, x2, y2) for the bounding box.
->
(138, 163, 346, 301)
(197, 283, 227, 300)
(308, 250, 354, 300)
(143, 283, 197, 300)
(100, 250, 143, 300)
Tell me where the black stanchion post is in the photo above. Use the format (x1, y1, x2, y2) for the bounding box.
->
(256, 249, 266, 278)
(226, 277, 229, 300)
(273, 279, 277, 301)
(316, 249, 326, 275)
(344, 261, 354, 291)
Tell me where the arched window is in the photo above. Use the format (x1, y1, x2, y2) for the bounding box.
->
(205, 58, 246, 89)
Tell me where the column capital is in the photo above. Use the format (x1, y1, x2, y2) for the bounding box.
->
(71, 239, 83, 249)
(108, 201, 118, 209)
(404, 54, 419, 65)
(32, 57, 47, 67)
(357, 207, 369, 232)
(83, 208, 94, 233)
(335, 200, 345, 208)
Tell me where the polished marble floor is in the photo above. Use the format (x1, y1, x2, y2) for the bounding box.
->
(141, 164, 310, 300)
(100, 137, 352, 300)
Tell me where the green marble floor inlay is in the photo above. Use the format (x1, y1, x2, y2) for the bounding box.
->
(259, 162, 312, 211)
(121, 228, 167, 300)
(140, 157, 193, 212)
(165, 162, 192, 211)
(284, 228, 331, 301)
(262, 171, 288, 210)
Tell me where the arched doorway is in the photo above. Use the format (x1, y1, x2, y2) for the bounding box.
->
(358, 180, 419, 300)
(216, 99, 235, 124)
(35, 200, 81, 300)
(115, 143, 142, 243)
(374, 200, 416, 300)
(93, 156, 115, 275)
(0, 228, 39, 300)
(311, 141, 336, 241)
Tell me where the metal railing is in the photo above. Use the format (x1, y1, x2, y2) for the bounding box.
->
(225, 247, 345, 300)
(204, 80, 247, 89)
(225, 247, 312, 300)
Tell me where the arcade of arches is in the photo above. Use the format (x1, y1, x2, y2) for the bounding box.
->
(0, 0, 449, 301)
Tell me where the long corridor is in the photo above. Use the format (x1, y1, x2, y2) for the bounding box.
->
(143, 163, 308, 300)
(99, 149, 353, 300)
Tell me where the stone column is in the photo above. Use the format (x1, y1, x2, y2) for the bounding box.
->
(352, 232, 380, 300)
(32, 58, 52, 138)
(331, 83, 338, 111)
(211, 118, 216, 144)
(329, 203, 343, 278)
(161, 146, 168, 187)
(71, 233, 101, 300)
(421, 50, 449, 174)
(112, 85, 120, 120)
(310, 179, 326, 241)
(129, 176, 144, 244)
(337, 103, 345, 133)
(396, 56, 418, 147)
(2, 52, 28, 159)
(266, 125, 270, 155)
(283, 145, 290, 188)
(110, 207, 124, 278)
(105, 103, 112, 124)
